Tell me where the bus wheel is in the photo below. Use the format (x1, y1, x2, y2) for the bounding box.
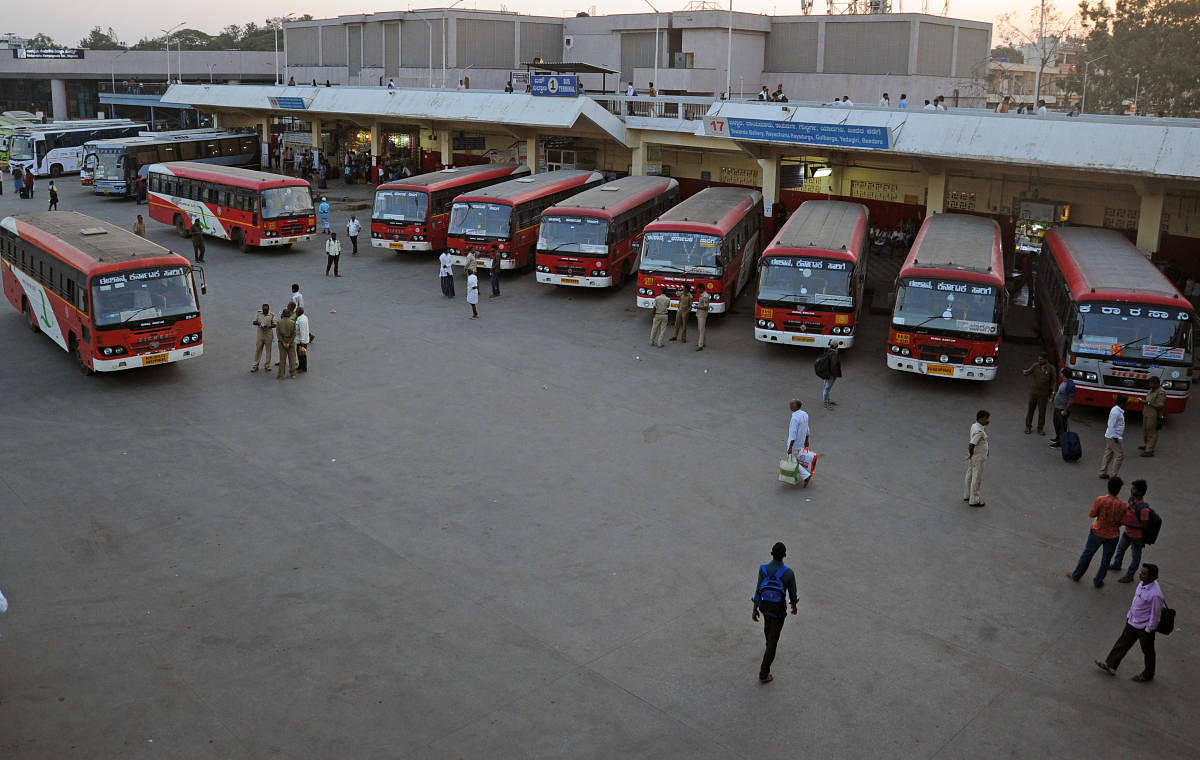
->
(233, 229, 250, 253)
(174, 215, 188, 237)
(23, 300, 39, 333)
(70, 337, 93, 376)
(49, 164, 63, 178)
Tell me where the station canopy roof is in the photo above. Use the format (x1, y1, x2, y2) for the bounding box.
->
(520, 61, 620, 75)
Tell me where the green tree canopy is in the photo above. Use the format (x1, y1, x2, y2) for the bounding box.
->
(79, 27, 123, 50)
(126, 15, 313, 51)
(26, 33, 60, 49)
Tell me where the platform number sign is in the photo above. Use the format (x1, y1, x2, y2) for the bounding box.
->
(708, 117, 727, 136)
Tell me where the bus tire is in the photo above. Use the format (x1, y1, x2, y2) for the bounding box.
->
(23, 299, 39, 333)
(233, 228, 250, 253)
(70, 336, 94, 376)
(174, 215, 188, 237)
(49, 164, 63, 178)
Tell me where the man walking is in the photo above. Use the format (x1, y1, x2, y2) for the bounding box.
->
(1139, 377, 1166, 457)
(275, 305, 298, 379)
(325, 232, 342, 276)
(318, 196, 331, 234)
(466, 269, 480, 319)
(786, 399, 811, 477)
(251, 303, 276, 373)
(964, 410, 990, 507)
(1099, 396, 1128, 479)
(1068, 476, 1127, 587)
(820, 340, 843, 408)
(489, 250, 502, 298)
(438, 250, 456, 298)
(47, 181, 59, 211)
(1109, 479, 1152, 583)
(346, 215, 361, 254)
(649, 290, 670, 347)
(189, 218, 206, 262)
(294, 306, 310, 373)
(1049, 367, 1076, 447)
(1022, 352, 1055, 434)
(751, 541, 798, 684)
(1095, 563, 1164, 682)
(669, 285, 693, 343)
(694, 288, 711, 350)
(290, 283, 304, 311)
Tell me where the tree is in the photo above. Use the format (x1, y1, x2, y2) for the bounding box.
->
(990, 46, 1025, 63)
(1078, 0, 1200, 115)
(26, 33, 60, 49)
(998, 1, 1081, 103)
(79, 27, 123, 50)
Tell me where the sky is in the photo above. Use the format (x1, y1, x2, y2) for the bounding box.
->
(15, 0, 1027, 48)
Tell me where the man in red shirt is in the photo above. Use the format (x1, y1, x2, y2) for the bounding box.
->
(1068, 476, 1127, 588)
(1108, 479, 1152, 583)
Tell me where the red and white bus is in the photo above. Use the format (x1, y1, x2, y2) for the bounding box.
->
(446, 169, 605, 271)
(1036, 227, 1195, 413)
(1, 211, 205, 373)
(534, 175, 680, 288)
(754, 200, 870, 348)
(887, 213, 1006, 380)
(371, 163, 530, 252)
(147, 162, 316, 252)
(635, 187, 764, 314)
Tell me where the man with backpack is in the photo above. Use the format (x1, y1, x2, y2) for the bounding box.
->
(1108, 479, 1159, 583)
(815, 340, 842, 408)
(752, 542, 798, 684)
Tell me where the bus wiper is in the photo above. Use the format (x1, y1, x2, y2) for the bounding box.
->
(1119, 335, 1151, 350)
(540, 242, 582, 252)
(121, 306, 159, 324)
(649, 264, 686, 273)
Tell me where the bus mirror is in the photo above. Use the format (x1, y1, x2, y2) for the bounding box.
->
(888, 290, 896, 307)
(631, 238, 641, 252)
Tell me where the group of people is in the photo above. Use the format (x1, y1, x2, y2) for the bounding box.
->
(6, 168, 60, 210)
(438, 248, 502, 318)
(756, 84, 789, 103)
(647, 284, 711, 350)
(250, 284, 311, 378)
(995, 96, 1050, 115)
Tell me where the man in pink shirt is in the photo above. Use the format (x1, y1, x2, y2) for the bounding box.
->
(1095, 563, 1164, 681)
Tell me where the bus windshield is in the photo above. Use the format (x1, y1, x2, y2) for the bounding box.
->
(95, 149, 125, 180)
(373, 190, 429, 223)
(91, 266, 198, 327)
(448, 202, 512, 240)
(10, 135, 34, 160)
(892, 277, 1000, 336)
(537, 215, 609, 254)
(640, 231, 721, 274)
(261, 186, 314, 219)
(1074, 303, 1194, 363)
(758, 255, 853, 307)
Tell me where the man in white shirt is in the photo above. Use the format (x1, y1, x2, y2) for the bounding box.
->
(786, 399, 812, 485)
(841, 95, 853, 106)
(346, 215, 361, 255)
(294, 306, 311, 373)
(1036, 99, 1048, 115)
(290, 283, 304, 310)
(466, 271, 479, 319)
(1100, 396, 1129, 479)
(879, 92, 890, 107)
(758, 85, 770, 101)
(438, 250, 456, 298)
(922, 99, 936, 110)
(964, 409, 990, 507)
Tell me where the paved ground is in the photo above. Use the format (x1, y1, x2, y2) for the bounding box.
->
(0, 178, 1197, 759)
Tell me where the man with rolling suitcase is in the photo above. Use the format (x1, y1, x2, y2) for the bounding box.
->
(1050, 367, 1076, 448)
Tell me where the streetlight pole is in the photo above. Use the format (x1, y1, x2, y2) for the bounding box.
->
(724, 0, 733, 99)
(442, 0, 466, 88)
(162, 22, 185, 84)
(1132, 73, 1140, 115)
(272, 14, 295, 85)
(1080, 53, 1107, 114)
(111, 48, 132, 94)
(643, 0, 661, 90)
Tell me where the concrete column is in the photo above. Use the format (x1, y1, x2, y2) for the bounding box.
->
(950, 26, 960, 78)
(310, 117, 323, 166)
(908, 20, 920, 76)
(1136, 190, 1165, 253)
(630, 143, 643, 176)
(260, 118, 271, 168)
(371, 121, 383, 166)
(439, 130, 452, 166)
(525, 135, 539, 172)
(50, 78, 69, 121)
(815, 20, 826, 74)
(925, 172, 947, 216)
(758, 156, 780, 216)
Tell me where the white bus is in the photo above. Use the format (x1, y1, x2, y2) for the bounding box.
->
(8, 120, 147, 178)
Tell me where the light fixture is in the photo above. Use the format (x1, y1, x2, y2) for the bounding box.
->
(812, 166, 832, 178)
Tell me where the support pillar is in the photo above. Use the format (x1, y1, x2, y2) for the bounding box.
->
(925, 172, 947, 216)
(439, 129, 452, 167)
(310, 117, 323, 166)
(150, 106, 157, 129)
(50, 78, 69, 120)
(630, 143, 644, 176)
(525, 135, 538, 172)
(758, 156, 780, 216)
(370, 121, 382, 167)
(1136, 190, 1164, 254)
(260, 118, 271, 168)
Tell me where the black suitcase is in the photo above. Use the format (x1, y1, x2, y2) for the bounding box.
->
(1060, 431, 1082, 462)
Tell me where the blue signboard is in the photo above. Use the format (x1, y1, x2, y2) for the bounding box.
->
(530, 75, 579, 97)
(269, 96, 308, 110)
(722, 118, 890, 150)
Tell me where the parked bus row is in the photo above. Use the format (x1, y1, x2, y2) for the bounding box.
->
(1, 118, 144, 171)
(85, 129, 259, 197)
(5, 119, 148, 178)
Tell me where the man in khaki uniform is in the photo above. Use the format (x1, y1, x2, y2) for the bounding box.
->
(964, 409, 990, 507)
(1022, 352, 1055, 435)
(694, 289, 711, 351)
(275, 306, 298, 379)
(1140, 377, 1167, 457)
(649, 291, 670, 347)
(670, 285, 693, 343)
(251, 303, 276, 373)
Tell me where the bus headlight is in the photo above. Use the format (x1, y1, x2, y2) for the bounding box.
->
(372, 232, 381, 238)
(597, 270, 606, 277)
(974, 357, 984, 364)
(500, 252, 510, 259)
(900, 347, 911, 356)
(1160, 380, 1172, 389)
(1172, 380, 1189, 390)
(413, 235, 425, 241)
(1086, 372, 1098, 382)
(767, 321, 776, 330)
(890, 345, 900, 353)
(711, 293, 722, 301)
(984, 356, 994, 364)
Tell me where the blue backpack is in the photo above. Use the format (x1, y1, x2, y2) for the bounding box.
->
(758, 564, 788, 607)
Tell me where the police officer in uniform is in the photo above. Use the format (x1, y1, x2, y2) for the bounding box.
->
(649, 290, 670, 347)
(1140, 377, 1167, 457)
(670, 284, 693, 343)
(251, 303, 276, 373)
(694, 289, 711, 351)
(189, 218, 206, 262)
(276, 305, 298, 379)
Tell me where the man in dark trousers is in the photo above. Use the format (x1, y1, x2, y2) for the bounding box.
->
(1095, 563, 1164, 682)
(669, 285, 693, 343)
(189, 218, 206, 262)
(820, 340, 843, 408)
(751, 541, 798, 684)
(1109, 479, 1152, 583)
(1022, 352, 1055, 434)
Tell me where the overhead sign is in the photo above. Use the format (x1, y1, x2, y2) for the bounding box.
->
(269, 96, 308, 110)
(707, 116, 891, 150)
(531, 75, 578, 97)
(14, 48, 85, 59)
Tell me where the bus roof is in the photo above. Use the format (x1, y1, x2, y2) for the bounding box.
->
(1, 212, 189, 274)
(1046, 227, 1191, 307)
(19, 121, 146, 135)
(542, 176, 679, 218)
(91, 131, 249, 150)
(766, 200, 869, 262)
(901, 213, 1004, 284)
(147, 162, 310, 190)
(453, 169, 605, 206)
(377, 163, 529, 193)
(643, 186, 763, 235)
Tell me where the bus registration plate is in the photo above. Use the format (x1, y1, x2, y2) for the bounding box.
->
(561, 277, 579, 284)
(791, 335, 815, 343)
(142, 353, 169, 366)
(926, 363, 955, 376)
(389, 242, 404, 249)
